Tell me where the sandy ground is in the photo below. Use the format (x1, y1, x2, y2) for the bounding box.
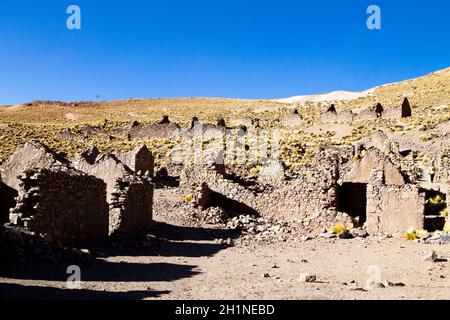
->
(1, 214, 450, 300)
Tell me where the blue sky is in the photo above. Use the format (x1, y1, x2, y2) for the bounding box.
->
(0, 0, 449, 105)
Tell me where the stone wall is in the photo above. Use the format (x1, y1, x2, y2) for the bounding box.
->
(343, 148, 405, 185)
(116, 144, 154, 177)
(109, 175, 154, 236)
(9, 166, 109, 246)
(366, 170, 425, 235)
(181, 153, 351, 228)
(73, 154, 132, 202)
(0, 140, 69, 192)
(435, 152, 450, 184)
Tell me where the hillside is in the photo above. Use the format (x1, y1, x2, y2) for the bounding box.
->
(0, 67, 449, 170)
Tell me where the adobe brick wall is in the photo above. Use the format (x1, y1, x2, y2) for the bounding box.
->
(9, 166, 109, 246)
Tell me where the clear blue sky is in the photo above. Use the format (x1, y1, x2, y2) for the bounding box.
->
(0, 0, 449, 105)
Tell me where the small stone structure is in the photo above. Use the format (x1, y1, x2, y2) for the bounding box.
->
(109, 175, 154, 236)
(359, 103, 384, 120)
(74, 147, 155, 236)
(321, 105, 338, 122)
(0, 141, 71, 222)
(9, 166, 109, 245)
(385, 98, 413, 119)
(116, 144, 154, 177)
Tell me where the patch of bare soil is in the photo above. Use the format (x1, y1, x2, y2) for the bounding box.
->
(1, 208, 450, 300)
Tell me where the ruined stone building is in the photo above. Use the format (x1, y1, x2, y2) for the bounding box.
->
(73, 145, 155, 236)
(1, 141, 155, 244)
(0, 140, 71, 224)
(181, 144, 448, 235)
(385, 97, 413, 119)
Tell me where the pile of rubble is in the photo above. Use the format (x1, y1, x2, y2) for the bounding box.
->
(417, 231, 450, 245)
(0, 226, 93, 267)
(225, 215, 297, 244)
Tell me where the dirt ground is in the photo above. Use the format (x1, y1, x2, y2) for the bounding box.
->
(1, 210, 450, 300)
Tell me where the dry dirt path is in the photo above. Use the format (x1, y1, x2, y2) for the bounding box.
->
(1, 216, 450, 300)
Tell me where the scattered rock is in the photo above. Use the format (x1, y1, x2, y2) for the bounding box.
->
(351, 228, 369, 238)
(420, 250, 438, 262)
(299, 235, 312, 242)
(384, 280, 406, 287)
(299, 273, 317, 283)
(321, 231, 337, 239)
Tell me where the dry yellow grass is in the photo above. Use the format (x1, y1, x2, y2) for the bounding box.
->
(0, 67, 449, 173)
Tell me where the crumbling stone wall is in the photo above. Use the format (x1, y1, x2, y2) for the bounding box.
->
(0, 140, 69, 192)
(343, 148, 405, 185)
(9, 166, 109, 245)
(116, 144, 154, 177)
(259, 154, 344, 226)
(435, 152, 450, 184)
(181, 154, 350, 228)
(366, 170, 425, 234)
(109, 175, 154, 236)
(181, 164, 260, 216)
(73, 154, 133, 202)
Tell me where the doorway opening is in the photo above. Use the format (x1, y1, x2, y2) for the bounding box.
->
(338, 183, 367, 226)
(422, 189, 447, 232)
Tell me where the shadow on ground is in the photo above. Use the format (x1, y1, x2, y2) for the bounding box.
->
(0, 283, 170, 300)
(0, 222, 236, 300)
